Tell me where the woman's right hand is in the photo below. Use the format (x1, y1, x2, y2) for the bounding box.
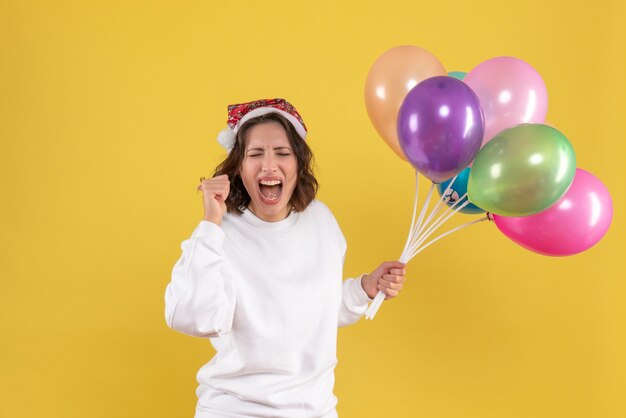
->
(197, 174, 230, 225)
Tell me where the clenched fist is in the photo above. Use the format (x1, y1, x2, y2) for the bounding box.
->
(361, 261, 407, 300)
(197, 174, 230, 225)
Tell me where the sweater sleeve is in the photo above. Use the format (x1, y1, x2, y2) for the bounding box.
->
(338, 273, 373, 327)
(324, 206, 373, 327)
(164, 220, 236, 338)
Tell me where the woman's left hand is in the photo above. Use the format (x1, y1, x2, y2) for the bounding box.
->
(361, 261, 407, 300)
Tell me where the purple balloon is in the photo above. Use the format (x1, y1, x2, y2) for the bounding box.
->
(397, 76, 485, 183)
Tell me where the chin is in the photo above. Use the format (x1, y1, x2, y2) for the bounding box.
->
(250, 189, 295, 220)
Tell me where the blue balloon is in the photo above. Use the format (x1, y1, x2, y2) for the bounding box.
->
(436, 167, 485, 214)
(448, 71, 467, 81)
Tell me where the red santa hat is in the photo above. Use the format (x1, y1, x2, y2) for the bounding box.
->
(216, 98, 308, 151)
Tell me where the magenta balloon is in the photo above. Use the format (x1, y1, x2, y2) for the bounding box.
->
(493, 169, 613, 256)
(397, 76, 485, 183)
(464, 56, 548, 147)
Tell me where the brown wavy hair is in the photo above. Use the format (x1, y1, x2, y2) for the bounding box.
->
(212, 112, 319, 214)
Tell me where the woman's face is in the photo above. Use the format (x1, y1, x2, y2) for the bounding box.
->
(239, 121, 298, 222)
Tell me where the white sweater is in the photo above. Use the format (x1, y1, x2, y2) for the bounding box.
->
(164, 199, 373, 418)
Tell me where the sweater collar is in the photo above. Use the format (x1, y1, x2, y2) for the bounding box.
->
(240, 207, 300, 232)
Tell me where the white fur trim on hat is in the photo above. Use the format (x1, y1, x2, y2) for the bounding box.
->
(234, 107, 307, 140)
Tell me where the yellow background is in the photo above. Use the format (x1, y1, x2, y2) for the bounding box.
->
(1, 1, 624, 417)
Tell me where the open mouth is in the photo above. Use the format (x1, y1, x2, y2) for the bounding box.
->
(258, 179, 283, 204)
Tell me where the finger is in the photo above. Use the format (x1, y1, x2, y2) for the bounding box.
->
(202, 183, 230, 192)
(379, 278, 403, 291)
(380, 277, 404, 289)
(378, 284, 398, 298)
(388, 268, 406, 276)
(202, 179, 230, 187)
(379, 261, 406, 272)
(200, 188, 228, 198)
(203, 183, 230, 194)
(202, 189, 229, 201)
(383, 274, 405, 284)
(212, 174, 229, 180)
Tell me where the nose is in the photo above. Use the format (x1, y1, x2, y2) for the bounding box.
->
(261, 154, 278, 173)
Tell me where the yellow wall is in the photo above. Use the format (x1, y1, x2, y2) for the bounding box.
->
(1, 1, 624, 417)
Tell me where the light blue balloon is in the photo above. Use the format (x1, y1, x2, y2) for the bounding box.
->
(436, 167, 485, 214)
(448, 71, 467, 81)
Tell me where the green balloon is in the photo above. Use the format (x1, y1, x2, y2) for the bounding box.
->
(467, 123, 576, 217)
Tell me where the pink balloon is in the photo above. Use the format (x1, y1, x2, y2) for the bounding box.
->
(464, 56, 548, 147)
(492, 168, 613, 256)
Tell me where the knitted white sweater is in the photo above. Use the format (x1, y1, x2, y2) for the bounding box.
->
(165, 200, 373, 418)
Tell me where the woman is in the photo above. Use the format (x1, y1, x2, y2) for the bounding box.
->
(164, 98, 407, 418)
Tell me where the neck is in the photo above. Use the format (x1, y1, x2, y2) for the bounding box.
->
(247, 203, 292, 222)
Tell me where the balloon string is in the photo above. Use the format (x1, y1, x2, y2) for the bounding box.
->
(415, 177, 457, 239)
(366, 179, 462, 321)
(408, 194, 450, 251)
(409, 183, 435, 250)
(406, 192, 468, 258)
(406, 177, 457, 254)
(407, 198, 471, 260)
(365, 179, 457, 319)
(366, 179, 484, 320)
(367, 172, 420, 320)
(407, 215, 488, 261)
(407, 195, 470, 259)
(366, 205, 485, 321)
(365, 289, 385, 319)
(399, 170, 420, 262)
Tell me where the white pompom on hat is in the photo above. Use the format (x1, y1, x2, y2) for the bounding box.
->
(216, 127, 236, 150)
(216, 98, 307, 151)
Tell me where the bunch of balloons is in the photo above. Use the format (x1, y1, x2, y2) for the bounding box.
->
(363, 45, 613, 319)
